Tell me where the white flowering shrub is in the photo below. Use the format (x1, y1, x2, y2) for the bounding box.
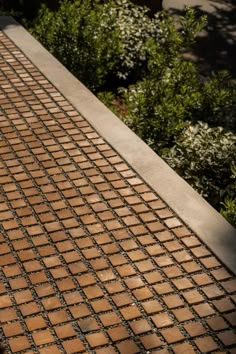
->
(162, 122, 236, 210)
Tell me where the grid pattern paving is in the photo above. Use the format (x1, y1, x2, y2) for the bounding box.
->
(0, 30, 236, 354)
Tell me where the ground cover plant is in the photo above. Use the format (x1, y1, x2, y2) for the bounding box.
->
(29, 0, 236, 226)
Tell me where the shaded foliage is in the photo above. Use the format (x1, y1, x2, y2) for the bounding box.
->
(162, 123, 236, 209)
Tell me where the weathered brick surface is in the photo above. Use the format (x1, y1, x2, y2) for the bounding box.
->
(0, 31, 235, 353)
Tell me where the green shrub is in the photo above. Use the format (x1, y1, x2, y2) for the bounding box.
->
(117, 9, 235, 150)
(192, 71, 236, 132)
(221, 165, 236, 227)
(31, 0, 122, 91)
(162, 122, 236, 209)
(31, 0, 164, 91)
(120, 59, 203, 150)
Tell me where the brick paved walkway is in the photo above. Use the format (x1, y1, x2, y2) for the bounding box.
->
(0, 30, 236, 354)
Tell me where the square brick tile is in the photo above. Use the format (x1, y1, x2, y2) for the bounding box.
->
(35, 284, 54, 298)
(48, 310, 70, 325)
(116, 340, 140, 354)
(62, 338, 85, 353)
(191, 246, 211, 258)
(163, 294, 184, 309)
(164, 241, 182, 252)
(182, 261, 201, 273)
(141, 334, 163, 350)
(86, 332, 108, 348)
(41, 296, 62, 311)
(14, 289, 33, 304)
(0, 308, 18, 322)
(152, 313, 173, 328)
(63, 291, 83, 305)
(144, 270, 163, 284)
(91, 299, 112, 313)
(153, 282, 174, 295)
(133, 287, 153, 301)
(138, 234, 156, 246)
(142, 299, 163, 314)
(193, 303, 215, 317)
(116, 264, 136, 277)
(224, 312, 236, 326)
(200, 256, 220, 269)
(3, 264, 21, 277)
(83, 285, 104, 299)
(63, 251, 81, 264)
(155, 255, 174, 267)
(108, 325, 129, 341)
(211, 268, 231, 281)
(112, 293, 133, 307)
(50, 267, 69, 279)
(213, 298, 235, 313)
(90, 258, 109, 271)
(77, 317, 99, 334)
(184, 321, 206, 337)
(194, 337, 218, 352)
(135, 260, 155, 273)
(43, 256, 61, 268)
(32, 329, 55, 346)
(29, 271, 48, 285)
(173, 343, 196, 354)
(218, 330, 236, 346)
(182, 290, 204, 305)
(160, 327, 184, 343)
(206, 316, 228, 331)
(172, 250, 192, 263)
(192, 273, 213, 286)
(97, 269, 116, 282)
(172, 308, 194, 322)
(221, 279, 236, 293)
(39, 345, 61, 354)
(25, 316, 47, 331)
(124, 276, 145, 290)
(120, 305, 142, 320)
(9, 277, 28, 290)
(129, 319, 151, 335)
(9, 336, 31, 353)
(3, 321, 24, 337)
(163, 266, 183, 278)
(101, 243, 120, 255)
(172, 278, 194, 290)
(99, 312, 121, 327)
(20, 301, 41, 316)
(55, 323, 76, 339)
(56, 278, 76, 292)
(146, 244, 165, 256)
(105, 282, 124, 295)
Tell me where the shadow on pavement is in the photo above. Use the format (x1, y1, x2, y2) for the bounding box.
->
(166, 0, 236, 78)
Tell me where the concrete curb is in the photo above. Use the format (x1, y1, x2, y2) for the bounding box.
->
(1, 16, 236, 274)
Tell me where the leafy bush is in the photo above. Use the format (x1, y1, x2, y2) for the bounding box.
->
(221, 165, 236, 227)
(31, 0, 164, 90)
(120, 59, 202, 151)
(118, 10, 235, 150)
(191, 71, 236, 132)
(162, 122, 236, 209)
(31, 0, 121, 91)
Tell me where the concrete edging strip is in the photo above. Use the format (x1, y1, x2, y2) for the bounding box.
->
(1, 16, 236, 274)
